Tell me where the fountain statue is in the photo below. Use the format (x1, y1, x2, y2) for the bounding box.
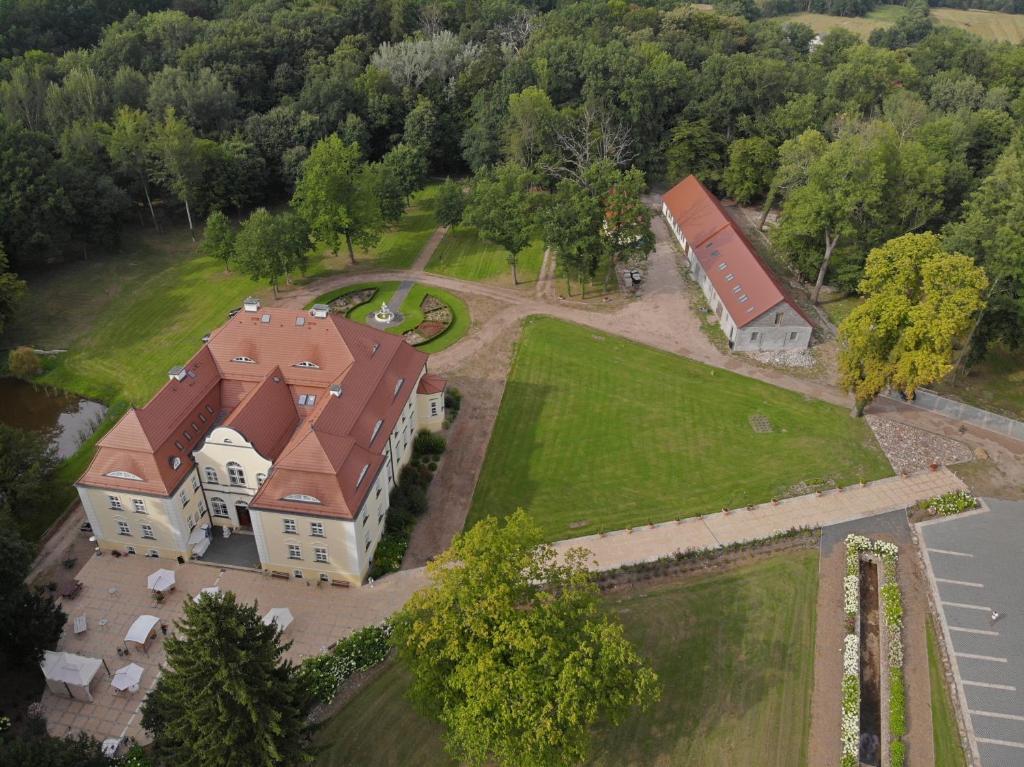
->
(373, 302, 395, 324)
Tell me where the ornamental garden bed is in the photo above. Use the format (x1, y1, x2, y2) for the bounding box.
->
(842, 535, 906, 767)
(402, 295, 454, 346)
(328, 287, 376, 314)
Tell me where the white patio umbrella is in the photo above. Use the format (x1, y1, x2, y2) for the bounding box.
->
(262, 607, 294, 632)
(192, 586, 220, 603)
(124, 614, 160, 651)
(146, 568, 176, 592)
(111, 663, 145, 693)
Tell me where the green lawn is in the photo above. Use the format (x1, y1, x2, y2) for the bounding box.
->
(426, 225, 545, 286)
(312, 549, 819, 767)
(468, 317, 891, 540)
(308, 281, 470, 354)
(928, 623, 967, 767)
(932, 343, 1024, 421)
(349, 183, 441, 270)
(820, 295, 862, 327)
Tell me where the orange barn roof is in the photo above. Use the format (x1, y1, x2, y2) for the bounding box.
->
(662, 176, 811, 329)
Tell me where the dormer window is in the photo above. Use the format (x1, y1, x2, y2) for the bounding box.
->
(232, 356, 255, 364)
(105, 470, 143, 481)
(283, 493, 321, 504)
(370, 419, 383, 444)
(356, 464, 369, 487)
(169, 457, 182, 470)
(297, 394, 317, 406)
(393, 378, 404, 398)
(294, 361, 320, 369)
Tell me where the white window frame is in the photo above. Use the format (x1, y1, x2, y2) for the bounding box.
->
(293, 569, 304, 579)
(370, 419, 383, 443)
(211, 497, 229, 517)
(256, 473, 266, 486)
(288, 544, 302, 560)
(141, 524, 155, 540)
(117, 520, 131, 536)
(192, 474, 200, 491)
(283, 518, 297, 534)
(204, 467, 218, 484)
(132, 498, 146, 514)
(227, 462, 246, 487)
(314, 547, 328, 563)
(310, 522, 325, 537)
(109, 495, 123, 510)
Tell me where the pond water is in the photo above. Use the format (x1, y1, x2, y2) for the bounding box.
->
(0, 377, 107, 459)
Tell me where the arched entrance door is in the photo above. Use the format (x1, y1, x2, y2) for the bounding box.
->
(235, 501, 251, 529)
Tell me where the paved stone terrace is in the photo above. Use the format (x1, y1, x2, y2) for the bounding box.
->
(551, 468, 966, 570)
(40, 554, 425, 745)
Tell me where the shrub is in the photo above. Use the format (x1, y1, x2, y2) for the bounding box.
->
(413, 429, 446, 456)
(8, 346, 41, 377)
(122, 745, 153, 767)
(890, 740, 906, 767)
(406, 484, 428, 516)
(297, 623, 392, 703)
(928, 490, 977, 516)
(428, 461, 437, 471)
(889, 669, 906, 737)
(369, 533, 408, 578)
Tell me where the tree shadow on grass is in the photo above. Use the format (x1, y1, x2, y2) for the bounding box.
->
(588, 558, 816, 766)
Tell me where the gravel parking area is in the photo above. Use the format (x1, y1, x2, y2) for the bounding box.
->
(867, 415, 974, 474)
(919, 499, 1024, 767)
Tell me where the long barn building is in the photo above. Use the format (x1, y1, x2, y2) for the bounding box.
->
(662, 176, 812, 352)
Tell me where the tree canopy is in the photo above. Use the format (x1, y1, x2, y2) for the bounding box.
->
(391, 510, 660, 767)
(838, 233, 988, 413)
(233, 208, 308, 297)
(141, 591, 309, 767)
(463, 162, 535, 285)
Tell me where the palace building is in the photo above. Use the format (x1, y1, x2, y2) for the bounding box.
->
(75, 298, 446, 586)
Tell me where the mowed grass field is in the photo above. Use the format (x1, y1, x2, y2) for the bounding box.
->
(780, 5, 1024, 43)
(3, 189, 441, 405)
(467, 317, 891, 540)
(928, 623, 967, 767)
(312, 549, 819, 767)
(426, 225, 545, 286)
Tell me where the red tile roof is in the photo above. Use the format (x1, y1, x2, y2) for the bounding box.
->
(662, 176, 812, 329)
(79, 308, 434, 519)
(417, 374, 446, 395)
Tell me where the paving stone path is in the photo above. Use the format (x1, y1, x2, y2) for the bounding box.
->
(549, 468, 966, 570)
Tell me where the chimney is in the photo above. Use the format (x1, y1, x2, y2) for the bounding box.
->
(168, 366, 187, 382)
(243, 296, 261, 313)
(310, 304, 329, 319)
(329, 384, 343, 398)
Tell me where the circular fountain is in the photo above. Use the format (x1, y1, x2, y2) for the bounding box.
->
(368, 301, 402, 328)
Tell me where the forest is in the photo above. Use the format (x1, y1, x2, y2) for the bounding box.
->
(0, 0, 1023, 361)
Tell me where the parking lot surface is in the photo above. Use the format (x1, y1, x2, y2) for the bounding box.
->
(920, 499, 1024, 767)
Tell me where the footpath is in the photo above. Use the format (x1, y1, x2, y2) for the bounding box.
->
(550, 468, 966, 570)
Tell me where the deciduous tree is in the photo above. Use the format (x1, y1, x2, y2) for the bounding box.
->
(107, 106, 159, 231)
(723, 136, 776, 205)
(464, 163, 534, 285)
(0, 524, 65, 667)
(391, 510, 660, 767)
(839, 233, 987, 414)
(200, 210, 234, 272)
(292, 135, 382, 264)
(434, 178, 466, 229)
(0, 247, 26, 336)
(148, 108, 205, 238)
(141, 591, 309, 767)
(233, 209, 309, 297)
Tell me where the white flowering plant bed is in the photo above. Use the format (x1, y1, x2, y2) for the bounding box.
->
(843, 534, 907, 767)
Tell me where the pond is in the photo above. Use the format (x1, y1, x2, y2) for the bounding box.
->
(0, 377, 107, 459)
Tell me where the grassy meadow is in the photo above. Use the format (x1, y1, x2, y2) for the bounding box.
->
(779, 5, 1024, 43)
(467, 317, 891, 541)
(426, 225, 546, 286)
(313, 549, 820, 767)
